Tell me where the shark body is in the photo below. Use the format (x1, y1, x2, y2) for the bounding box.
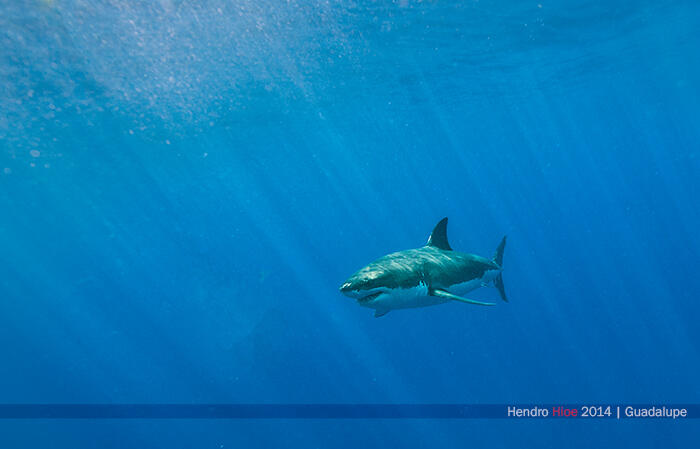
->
(340, 218, 507, 317)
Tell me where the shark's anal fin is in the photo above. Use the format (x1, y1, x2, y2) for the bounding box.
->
(429, 288, 495, 306)
(374, 309, 390, 318)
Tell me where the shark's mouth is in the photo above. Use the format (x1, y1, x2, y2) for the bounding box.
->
(357, 292, 382, 304)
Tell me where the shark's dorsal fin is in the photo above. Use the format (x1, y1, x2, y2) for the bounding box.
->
(427, 217, 452, 251)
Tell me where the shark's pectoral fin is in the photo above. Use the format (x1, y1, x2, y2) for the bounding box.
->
(429, 288, 495, 306)
(374, 309, 390, 318)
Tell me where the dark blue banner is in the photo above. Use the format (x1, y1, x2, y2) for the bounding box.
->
(0, 404, 697, 419)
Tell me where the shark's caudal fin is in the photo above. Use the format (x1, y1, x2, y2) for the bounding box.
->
(493, 236, 508, 302)
(427, 217, 452, 250)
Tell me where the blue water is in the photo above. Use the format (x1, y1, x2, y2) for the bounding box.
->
(1, 0, 699, 446)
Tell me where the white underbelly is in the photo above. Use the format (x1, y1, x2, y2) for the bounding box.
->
(364, 282, 445, 310)
(447, 278, 484, 295)
(447, 269, 501, 295)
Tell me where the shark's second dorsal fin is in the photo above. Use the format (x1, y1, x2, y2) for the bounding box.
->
(427, 217, 452, 251)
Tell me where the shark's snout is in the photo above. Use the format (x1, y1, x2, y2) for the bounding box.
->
(340, 276, 386, 305)
(339, 280, 361, 298)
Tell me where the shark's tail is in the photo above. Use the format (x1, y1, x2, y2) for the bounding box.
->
(493, 236, 508, 302)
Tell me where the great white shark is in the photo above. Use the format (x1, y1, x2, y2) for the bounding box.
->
(340, 218, 507, 317)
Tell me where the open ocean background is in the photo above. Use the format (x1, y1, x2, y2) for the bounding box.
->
(1, 0, 699, 446)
